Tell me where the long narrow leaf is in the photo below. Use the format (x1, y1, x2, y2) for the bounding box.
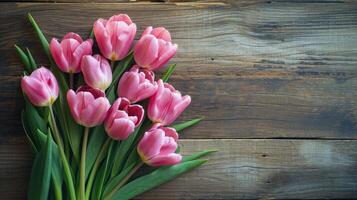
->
(110, 123, 142, 178)
(36, 130, 63, 200)
(28, 133, 53, 200)
(92, 141, 115, 199)
(112, 159, 208, 200)
(85, 125, 107, 178)
(183, 150, 217, 162)
(172, 117, 203, 132)
(14, 45, 31, 72)
(26, 48, 37, 70)
(27, 13, 51, 59)
(161, 64, 176, 82)
(103, 162, 136, 197)
(21, 110, 38, 153)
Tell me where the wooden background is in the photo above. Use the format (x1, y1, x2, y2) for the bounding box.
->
(1, 0, 357, 199)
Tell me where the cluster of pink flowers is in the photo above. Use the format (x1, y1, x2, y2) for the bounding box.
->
(21, 14, 190, 167)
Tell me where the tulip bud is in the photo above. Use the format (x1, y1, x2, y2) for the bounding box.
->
(50, 32, 93, 73)
(94, 14, 136, 61)
(148, 80, 191, 126)
(118, 65, 157, 103)
(137, 125, 181, 167)
(67, 86, 110, 127)
(104, 98, 144, 140)
(81, 54, 112, 91)
(134, 26, 177, 71)
(21, 67, 59, 107)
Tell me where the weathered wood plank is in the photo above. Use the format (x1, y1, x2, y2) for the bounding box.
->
(1, 136, 357, 199)
(1, 2, 357, 139)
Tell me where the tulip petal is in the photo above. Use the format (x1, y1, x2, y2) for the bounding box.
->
(138, 129, 165, 160)
(134, 35, 159, 67)
(149, 153, 182, 167)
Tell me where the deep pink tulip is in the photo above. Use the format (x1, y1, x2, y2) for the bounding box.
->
(118, 65, 158, 103)
(67, 86, 110, 127)
(21, 67, 59, 107)
(137, 125, 181, 167)
(93, 14, 136, 61)
(104, 98, 144, 140)
(134, 26, 178, 71)
(148, 80, 191, 126)
(81, 54, 112, 91)
(50, 32, 93, 73)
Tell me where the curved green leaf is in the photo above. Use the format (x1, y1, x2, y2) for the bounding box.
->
(85, 125, 107, 178)
(103, 162, 136, 197)
(111, 159, 208, 200)
(28, 133, 53, 200)
(26, 48, 37, 70)
(161, 64, 176, 82)
(172, 117, 203, 132)
(14, 45, 31, 73)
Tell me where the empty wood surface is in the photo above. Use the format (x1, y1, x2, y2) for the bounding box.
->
(0, 0, 357, 199)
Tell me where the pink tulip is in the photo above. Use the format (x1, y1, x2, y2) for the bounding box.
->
(134, 26, 178, 71)
(94, 14, 136, 61)
(50, 32, 93, 73)
(67, 86, 110, 127)
(21, 67, 59, 107)
(81, 54, 112, 91)
(137, 125, 181, 167)
(148, 80, 191, 126)
(104, 98, 144, 140)
(118, 65, 158, 103)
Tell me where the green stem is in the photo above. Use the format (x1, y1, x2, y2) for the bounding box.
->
(49, 105, 76, 200)
(79, 127, 89, 200)
(85, 137, 111, 199)
(103, 161, 143, 200)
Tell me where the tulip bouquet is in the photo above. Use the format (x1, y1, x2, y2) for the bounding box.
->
(16, 13, 214, 200)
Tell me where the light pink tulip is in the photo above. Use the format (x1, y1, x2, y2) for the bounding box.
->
(93, 14, 136, 61)
(137, 125, 181, 167)
(21, 67, 59, 107)
(148, 80, 191, 126)
(118, 65, 158, 103)
(67, 86, 110, 127)
(104, 98, 144, 140)
(81, 54, 112, 91)
(134, 26, 178, 71)
(50, 32, 93, 73)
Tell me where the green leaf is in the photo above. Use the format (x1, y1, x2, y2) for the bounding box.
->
(92, 140, 115, 199)
(26, 48, 37, 71)
(28, 13, 51, 59)
(183, 149, 217, 162)
(36, 130, 64, 200)
(110, 123, 143, 178)
(161, 64, 176, 82)
(103, 162, 136, 198)
(24, 96, 47, 145)
(111, 159, 208, 200)
(172, 117, 203, 132)
(14, 45, 31, 73)
(89, 29, 94, 39)
(21, 110, 38, 153)
(27, 133, 53, 200)
(85, 125, 107, 178)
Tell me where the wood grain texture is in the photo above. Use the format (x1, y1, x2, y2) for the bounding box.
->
(1, 136, 357, 199)
(1, 2, 357, 139)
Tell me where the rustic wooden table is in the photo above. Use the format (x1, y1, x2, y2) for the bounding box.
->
(1, 0, 357, 199)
